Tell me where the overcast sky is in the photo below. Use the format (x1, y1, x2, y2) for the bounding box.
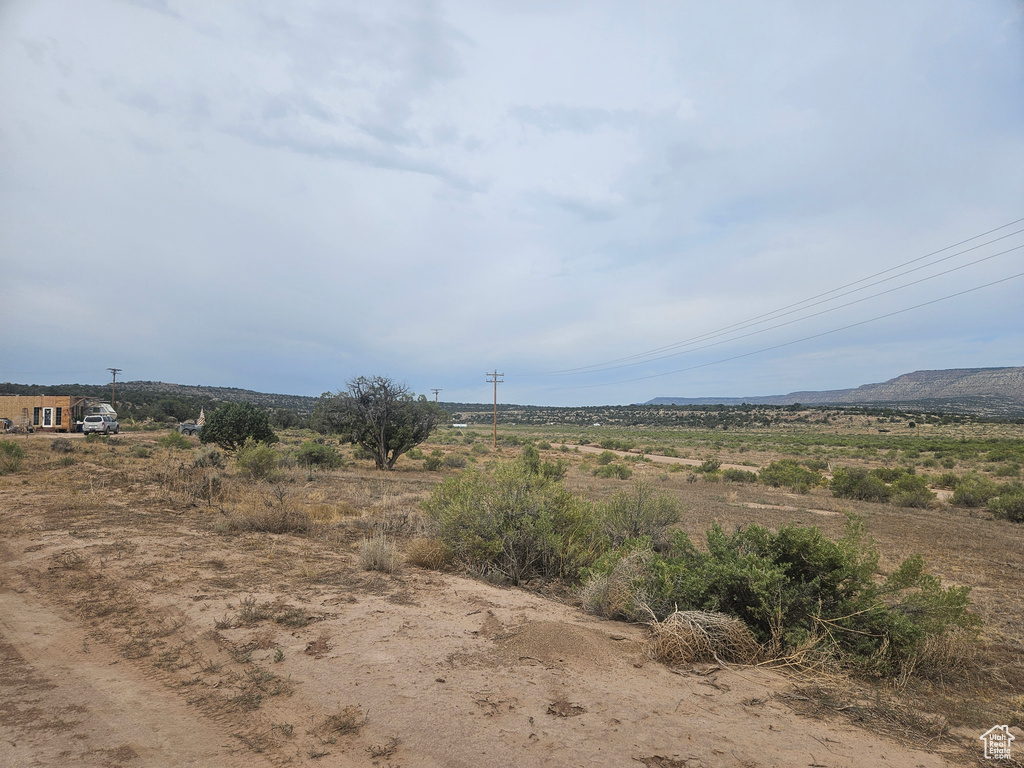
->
(1, 1, 1021, 406)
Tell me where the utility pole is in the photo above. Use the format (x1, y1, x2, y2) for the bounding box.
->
(431, 388, 442, 404)
(107, 368, 122, 410)
(486, 370, 503, 448)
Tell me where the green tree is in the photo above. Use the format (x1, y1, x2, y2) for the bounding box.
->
(199, 402, 278, 452)
(313, 376, 442, 471)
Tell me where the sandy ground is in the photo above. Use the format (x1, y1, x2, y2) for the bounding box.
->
(3, 429, 1012, 766)
(0, 526, 956, 767)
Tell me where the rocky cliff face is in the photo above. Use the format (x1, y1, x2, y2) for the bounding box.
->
(648, 367, 1024, 416)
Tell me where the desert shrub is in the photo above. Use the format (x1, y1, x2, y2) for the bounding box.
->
(596, 450, 617, 466)
(406, 447, 425, 459)
(721, 468, 758, 483)
(405, 537, 451, 569)
(941, 457, 956, 469)
(0, 440, 26, 474)
(296, 441, 343, 469)
(951, 473, 1001, 508)
(933, 472, 961, 489)
(831, 467, 892, 502)
(470, 443, 491, 456)
(359, 532, 401, 573)
(696, 458, 721, 474)
(582, 517, 979, 673)
(50, 438, 74, 453)
(519, 444, 568, 480)
(890, 474, 935, 508)
(594, 463, 632, 480)
(993, 462, 1021, 478)
(235, 439, 279, 481)
(600, 481, 683, 549)
(760, 459, 821, 493)
(158, 430, 193, 450)
(423, 455, 604, 583)
(872, 466, 909, 483)
(193, 445, 225, 468)
(129, 445, 152, 459)
(988, 484, 1024, 523)
(579, 549, 655, 621)
(423, 455, 443, 471)
(200, 402, 278, 452)
(600, 438, 635, 452)
(443, 454, 468, 469)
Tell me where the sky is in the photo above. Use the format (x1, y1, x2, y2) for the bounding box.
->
(1, 0, 1022, 406)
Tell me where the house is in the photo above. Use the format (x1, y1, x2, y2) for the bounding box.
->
(0, 395, 92, 433)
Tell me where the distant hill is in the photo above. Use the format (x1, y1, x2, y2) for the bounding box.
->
(646, 367, 1024, 417)
(115, 381, 321, 416)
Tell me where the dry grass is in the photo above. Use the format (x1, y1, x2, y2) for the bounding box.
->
(358, 532, 401, 573)
(648, 610, 762, 666)
(579, 550, 654, 622)
(404, 537, 450, 569)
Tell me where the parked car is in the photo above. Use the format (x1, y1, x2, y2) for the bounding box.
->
(82, 415, 119, 434)
(178, 422, 202, 436)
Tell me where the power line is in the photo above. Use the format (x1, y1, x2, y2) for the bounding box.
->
(563, 270, 1024, 390)
(547, 216, 1024, 374)
(555, 243, 1023, 375)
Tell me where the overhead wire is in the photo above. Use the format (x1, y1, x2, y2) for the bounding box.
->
(545, 216, 1024, 374)
(561, 270, 1024, 390)
(553, 243, 1023, 375)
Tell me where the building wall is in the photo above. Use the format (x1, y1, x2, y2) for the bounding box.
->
(0, 395, 87, 432)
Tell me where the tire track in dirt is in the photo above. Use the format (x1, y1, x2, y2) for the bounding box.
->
(0, 581, 269, 768)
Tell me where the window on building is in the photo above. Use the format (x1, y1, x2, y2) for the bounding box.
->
(56, 407, 63, 426)
(33, 407, 40, 426)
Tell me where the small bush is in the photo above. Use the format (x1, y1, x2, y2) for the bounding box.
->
(423, 456, 603, 584)
(130, 445, 152, 459)
(470, 443, 491, 456)
(951, 473, 1001, 508)
(359, 532, 401, 573)
(582, 518, 979, 673)
(159, 431, 192, 450)
(443, 454, 467, 469)
(594, 463, 632, 480)
(890, 474, 935, 508)
(761, 459, 821, 493)
(235, 439, 279, 481)
(0, 440, 26, 474)
(596, 450, 617, 466)
(988, 486, 1024, 523)
(423, 455, 443, 471)
(600, 480, 683, 549)
(831, 467, 891, 502)
(721, 468, 757, 483)
(50, 438, 74, 454)
(405, 537, 451, 569)
(696, 458, 721, 474)
(406, 447, 425, 460)
(296, 441, 343, 469)
(193, 445, 225, 468)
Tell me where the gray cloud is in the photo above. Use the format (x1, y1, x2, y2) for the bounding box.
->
(0, 0, 1021, 404)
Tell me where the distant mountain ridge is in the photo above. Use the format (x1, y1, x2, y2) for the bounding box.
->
(117, 381, 321, 415)
(646, 367, 1024, 416)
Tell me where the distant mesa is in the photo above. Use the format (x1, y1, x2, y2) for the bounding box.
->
(645, 366, 1024, 417)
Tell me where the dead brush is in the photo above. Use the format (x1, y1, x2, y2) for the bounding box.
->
(224, 489, 312, 534)
(313, 705, 366, 743)
(404, 537, 451, 570)
(358, 532, 401, 573)
(578, 550, 654, 622)
(648, 610, 762, 666)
